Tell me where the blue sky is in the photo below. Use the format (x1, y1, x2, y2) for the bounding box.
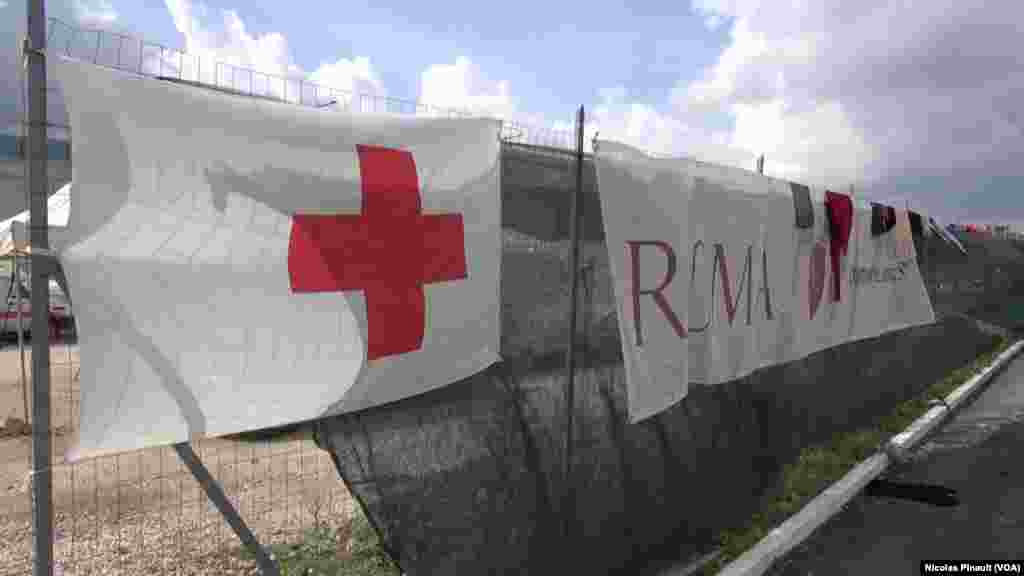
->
(2, 0, 1024, 227)
(117, 0, 733, 123)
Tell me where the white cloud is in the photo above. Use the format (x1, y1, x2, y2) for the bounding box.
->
(73, 0, 119, 26)
(581, 87, 689, 156)
(159, 2, 532, 123)
(160, 3, 529, 124)
(726, 99, 875, 187)
(418, 57, 514, 119)
(681, 0, 1024, 216)
(162, 0, 383, 107)
(704, 14, 723, 31)
(307, 57, 384, 107)
(163, 0, 294, 89)
(552, 86, 758, 173)
(674, 2, 879, 187)
(684, 18, 770, 110)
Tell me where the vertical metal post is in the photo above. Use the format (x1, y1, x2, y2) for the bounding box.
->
(562, 106, 584, 542)
(15, 252, 30, 424)
(757, 154, 765, 174)
(174, 444, 281, 576)
(26, 1, 53, 574)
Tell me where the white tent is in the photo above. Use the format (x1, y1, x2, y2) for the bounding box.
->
(0, 182, 73, 309)
(0, 180, 71, 258)
(0, 184, 73, 423)
(0, 141, 73, 224)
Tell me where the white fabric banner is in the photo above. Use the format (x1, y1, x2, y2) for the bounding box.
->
(56, 57, 501, 461)
(595, 140, 936, 422)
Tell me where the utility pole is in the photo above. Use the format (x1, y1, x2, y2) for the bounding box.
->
(25, 0, 54, 574)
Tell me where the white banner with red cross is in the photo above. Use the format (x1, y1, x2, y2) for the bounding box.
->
(55, 57, 501, 462)
(595, 140, 936, 423)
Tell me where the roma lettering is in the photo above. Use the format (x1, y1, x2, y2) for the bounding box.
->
(627, 240, 774, 347)
(626, 241, 687, 347)
(710, 243, 774, 327)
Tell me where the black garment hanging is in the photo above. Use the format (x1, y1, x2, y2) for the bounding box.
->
(790, 182, 814, 229)
(871, 203, 896, 236)
(908, 211, 925, 239)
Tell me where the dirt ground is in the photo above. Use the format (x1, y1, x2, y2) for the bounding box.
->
(0, 340, 353, 576)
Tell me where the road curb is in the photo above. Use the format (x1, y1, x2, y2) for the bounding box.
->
(713, 338, 1024, 576)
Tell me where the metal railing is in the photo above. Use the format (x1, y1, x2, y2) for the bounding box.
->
(44, 17, 578, 152)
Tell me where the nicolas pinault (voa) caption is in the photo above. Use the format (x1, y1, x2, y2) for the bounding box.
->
(922, 561, 1023, 574)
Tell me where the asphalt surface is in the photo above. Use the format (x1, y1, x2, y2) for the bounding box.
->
(767, 352, 1024, 575)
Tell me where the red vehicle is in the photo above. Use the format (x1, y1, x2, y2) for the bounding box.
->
(0, 277, 70, 339)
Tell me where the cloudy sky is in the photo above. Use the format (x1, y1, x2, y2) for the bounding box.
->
(2, 0, 1022, 227)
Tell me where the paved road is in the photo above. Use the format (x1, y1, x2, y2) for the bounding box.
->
(768, 353, 1024, 575)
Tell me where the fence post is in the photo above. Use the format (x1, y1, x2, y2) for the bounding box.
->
(26, 1, 54, 574)
(13, 251, 29, 424)
(174, 444, 281, 576)
(562, 106, 585, 544)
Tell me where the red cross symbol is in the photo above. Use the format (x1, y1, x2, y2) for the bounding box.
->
(287, 144, 468, 361)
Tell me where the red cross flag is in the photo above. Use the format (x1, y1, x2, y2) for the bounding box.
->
(289, 145, 470, 360)
(55, 57, 501, 462)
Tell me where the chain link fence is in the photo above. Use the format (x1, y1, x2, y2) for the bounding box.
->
(0, 330, 353, 575)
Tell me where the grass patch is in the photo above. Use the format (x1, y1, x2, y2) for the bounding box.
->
(241, 506, 401, 576)
(699, 334, 1012, 575)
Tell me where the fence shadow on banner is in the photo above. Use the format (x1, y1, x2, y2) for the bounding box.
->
(314, 143, 1017, 575)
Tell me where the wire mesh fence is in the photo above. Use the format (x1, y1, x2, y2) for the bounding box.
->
(0, 287, 353, 576)
(40, 17, 578, 152)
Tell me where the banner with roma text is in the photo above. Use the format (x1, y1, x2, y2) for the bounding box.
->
(594, 140, 936, 422)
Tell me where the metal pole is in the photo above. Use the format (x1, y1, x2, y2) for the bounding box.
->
(562, 106, 584, 542)
(757, 154, 765, 174)
(26, 0, 53, 574)
(174, 444, 281, 576)
(16, 253, 30, 424)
